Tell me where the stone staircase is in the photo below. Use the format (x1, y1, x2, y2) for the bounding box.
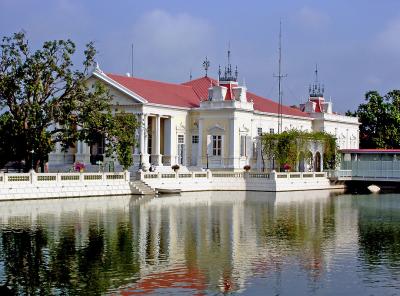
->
(130, 180, 157, 195)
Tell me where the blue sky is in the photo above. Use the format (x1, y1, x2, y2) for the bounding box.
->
(1, 0, 400, 112)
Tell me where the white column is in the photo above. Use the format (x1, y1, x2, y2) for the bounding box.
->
(229, 117, 238, 169)
(154, 114, 162, 165)
(139, 113, 145, 155)
(197, 118, 203, 166)
(163, 117, 173, 166)
(141, 113, 150, 169)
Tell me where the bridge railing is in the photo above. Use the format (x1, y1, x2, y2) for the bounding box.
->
(341, 160, 400, 179)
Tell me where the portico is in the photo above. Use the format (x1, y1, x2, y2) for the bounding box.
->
(137, 113, 174, 169)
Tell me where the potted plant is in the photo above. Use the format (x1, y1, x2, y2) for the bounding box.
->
(283, 163, 291, 172)
(74, 162, 85, 172)
(243, 165, 251, 172)
(171, 164, 180, 173)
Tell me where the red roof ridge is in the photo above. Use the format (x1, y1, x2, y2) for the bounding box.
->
(106, 73, 194, 90)
(182, 76, 217, 85)
(182, 76, 217, 99)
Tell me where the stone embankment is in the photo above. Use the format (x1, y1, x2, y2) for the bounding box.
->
(138, 170, 343, 192)
(0, 171, 142, 201)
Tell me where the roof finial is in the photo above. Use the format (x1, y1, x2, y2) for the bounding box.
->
(202, 56, 210, 77)
(189, 69, 192, 81)
(309, 64, 324, 97)
(227, 41, 231, 66)
(220, 43, 238, 82)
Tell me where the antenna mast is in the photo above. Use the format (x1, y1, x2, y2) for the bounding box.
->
(131, 44, 134, 75)
(273, 20, 287, 134)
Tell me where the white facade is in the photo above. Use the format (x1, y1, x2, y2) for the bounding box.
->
(48, 66, 360, 172)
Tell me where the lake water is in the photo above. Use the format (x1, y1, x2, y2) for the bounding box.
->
(0, 190, 399, 295)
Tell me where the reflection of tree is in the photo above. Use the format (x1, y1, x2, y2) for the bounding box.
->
(105, 222, 140, 289)
(260, 199, 336, 283)
(77, 224, 107, 295)
(0, 208, 142, 295)
(358, 199, 400, 269)
(359, 222, 400, 265)
(1, 226, 49, 295)
(49, 226, 77, 293)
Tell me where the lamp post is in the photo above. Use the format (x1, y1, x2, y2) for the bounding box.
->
(139, 152, 142, 170)
(30, 149, 35, 171)
(206, 153, 209, 170)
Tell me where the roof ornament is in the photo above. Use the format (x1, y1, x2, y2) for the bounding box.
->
(309, 64, 325, 97)
(202, 56, 210, 77)
(219, 43, 238, 82)
(93, 61, 104, 74)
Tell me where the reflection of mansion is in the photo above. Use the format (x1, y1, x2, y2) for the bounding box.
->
(49, 60, 360, 172)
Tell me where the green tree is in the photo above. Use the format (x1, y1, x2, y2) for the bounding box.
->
(261, 130, 338, 171)
(350, 90, 400, 149)
(110, 113, 139, 170)
(0, 32, 137, 171)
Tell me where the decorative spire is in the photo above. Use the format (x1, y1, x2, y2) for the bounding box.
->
(219, 44, 238, 82)
(202, 56, 210, 77)
(309, 64, 324, 97)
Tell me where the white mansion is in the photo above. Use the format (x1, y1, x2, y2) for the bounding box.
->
(49, 63, 359, 172)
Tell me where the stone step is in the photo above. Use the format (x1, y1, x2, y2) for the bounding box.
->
(130, 180, 157, 195)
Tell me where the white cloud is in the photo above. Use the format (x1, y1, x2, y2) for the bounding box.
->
(297, 7, 330, 30)
(130, 10, 215, 81)
(376, 17, 400, 53)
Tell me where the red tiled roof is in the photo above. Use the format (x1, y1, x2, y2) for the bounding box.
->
(107, 73, 200, 108)
(105, 73, 309, 117)
(181, 76, 214, 100)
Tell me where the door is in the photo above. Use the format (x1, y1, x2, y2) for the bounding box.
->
(191, 135, 198, 166)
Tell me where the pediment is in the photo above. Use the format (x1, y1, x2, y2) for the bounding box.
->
(89, 70, 147, 105)
(176, 122, 185, 131)
(208, 124, 225, 134)
(239, 124, 249, 133)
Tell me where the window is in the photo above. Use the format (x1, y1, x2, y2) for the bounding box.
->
(192, 135, 199, 144)
(257, 128, 263, 136)
(178, 135, 184, 144)
(240, 135, 247, 157)
(212, 135, 222, 156)
(270, 128, 275, 134)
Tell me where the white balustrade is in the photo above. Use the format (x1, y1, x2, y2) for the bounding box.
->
(0, 171, 129, 185)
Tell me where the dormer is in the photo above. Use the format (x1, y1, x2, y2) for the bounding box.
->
(209, 85, 227, 101)
(232, 85, 247, 102)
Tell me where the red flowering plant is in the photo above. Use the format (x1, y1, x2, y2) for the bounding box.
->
(74, 162, 85, 172)
(283, 163, 291, 171)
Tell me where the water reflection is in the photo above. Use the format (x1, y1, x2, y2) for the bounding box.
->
(0, 191, 399, 295)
